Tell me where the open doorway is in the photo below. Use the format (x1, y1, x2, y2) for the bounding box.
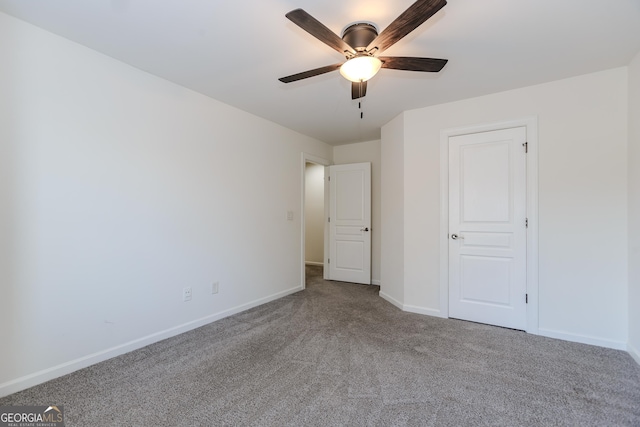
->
(304, 162, 325, 285)
(301, 153, 330, 288)
(304, 162, 325, 266)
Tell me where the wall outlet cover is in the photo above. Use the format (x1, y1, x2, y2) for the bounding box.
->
(183, 287, 192, 302)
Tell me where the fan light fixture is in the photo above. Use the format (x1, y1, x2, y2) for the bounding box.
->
(279, 1, 449, 100)
(339, 56, 382, 82)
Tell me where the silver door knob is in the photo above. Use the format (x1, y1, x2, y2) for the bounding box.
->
(451, 234, 463, 240)
(361, 227, 369, 232)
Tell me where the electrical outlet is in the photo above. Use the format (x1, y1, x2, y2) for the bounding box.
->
(183, 287, 192, 302)
(286, 211, 294, 221)
(211, 282, 219, 294)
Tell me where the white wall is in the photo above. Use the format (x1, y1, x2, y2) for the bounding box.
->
(333, 140, 381, 285)
(0, 11, 333, 396)
(382, 68, 629, 349)
(629, 50, 640, 364)
(380, 115, 405, 307)
(304, 163, 324, 264)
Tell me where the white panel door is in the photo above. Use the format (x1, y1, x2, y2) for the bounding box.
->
(449, 127, 527, 329)
(329, 163, 371, 284)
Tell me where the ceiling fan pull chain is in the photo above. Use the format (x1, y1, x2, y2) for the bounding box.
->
(359, 82, 364, 119)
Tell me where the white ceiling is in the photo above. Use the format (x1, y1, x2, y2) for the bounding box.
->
(1, 0, 640, 145)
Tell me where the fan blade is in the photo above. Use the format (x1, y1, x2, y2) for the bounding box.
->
(379, 56, 448, 72)
(366, 0, 447, 54)
(279, 63, 342, 83)
(286, 9, 356, 56)
(351, 81, 368, 99)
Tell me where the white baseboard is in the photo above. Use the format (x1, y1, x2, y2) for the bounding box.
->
(537, 328, 627, 351)
(378, 292, 445, 319)
(628, 342, 640, 366)
(0, 285, 303, 398)
(403, 304, 446, 318)
(305, 261, 323, 266)
(379, 291, 403, 310)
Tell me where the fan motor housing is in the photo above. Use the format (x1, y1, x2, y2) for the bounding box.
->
(342, 23, 378, 51)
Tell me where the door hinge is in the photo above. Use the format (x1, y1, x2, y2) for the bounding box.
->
(328, 176, 331, 181)
(526, 294, 529, 304)
(328, 217, 330, 223)
(523, 142, 528, 153)
(328, 258, 330, 264)
(525, 218, 528, 228)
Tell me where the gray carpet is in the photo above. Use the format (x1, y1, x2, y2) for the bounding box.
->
(2, 265, 639, 426)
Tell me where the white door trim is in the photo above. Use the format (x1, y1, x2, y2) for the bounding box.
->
(439, 117, 539, 334)
(301, 153, 331, 290)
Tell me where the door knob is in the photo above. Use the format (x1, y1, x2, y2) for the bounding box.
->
(451, 233, 463, 240)
(361, 227, 369, 232)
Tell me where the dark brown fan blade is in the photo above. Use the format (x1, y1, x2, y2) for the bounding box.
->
(379, 56, 448, 72)
(366, 0, 447, 54)
(279, 63, 343, 83)
(286, 9, 356, 56)
(351, 81, 368, 99)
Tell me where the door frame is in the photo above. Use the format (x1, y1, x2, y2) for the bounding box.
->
(301, 153, 331, 290)
(439, 117, 539, 334)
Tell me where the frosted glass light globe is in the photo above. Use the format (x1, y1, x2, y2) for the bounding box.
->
(339, 56, 382, 82)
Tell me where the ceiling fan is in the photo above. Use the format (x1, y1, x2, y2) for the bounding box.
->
(278, 0, 448, 100)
